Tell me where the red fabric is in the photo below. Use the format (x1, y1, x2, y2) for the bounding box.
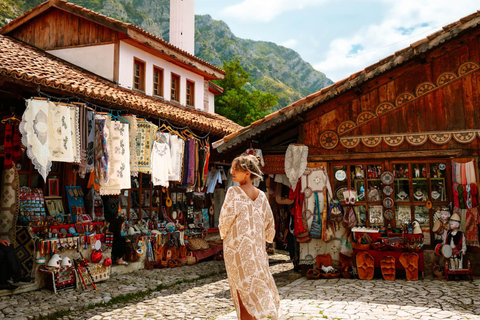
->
(190, 244, 223, 262)
(12, 123, 21, 163)
(471, 183, 478, 208)
(290, 181, 306, 236)
(3, 123, 13, 169)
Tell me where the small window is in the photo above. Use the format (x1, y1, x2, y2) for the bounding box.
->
(171, 73, 180, 102)
(153, 67, 164, 97)
(186, 80, 195, 107)
(133, 58, 145, 92)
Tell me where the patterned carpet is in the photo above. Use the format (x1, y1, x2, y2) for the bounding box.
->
(14, 226, 35, 278)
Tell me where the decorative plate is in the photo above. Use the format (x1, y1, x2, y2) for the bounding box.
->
(381, 171, 394, 185)
(336, 186, 348, 201)
(383, 185, 393, 196)
(335, 170, 347, 181)
(55, 214, 64, 224)
(384, 209, 394, 220)
(383, 197, 394, 209)
(304, 187, 313, 198)
(439, 163, 446, 170)
(166, 222, 176, 233)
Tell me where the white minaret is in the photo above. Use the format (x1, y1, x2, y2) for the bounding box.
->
(170, 0, 195, 55)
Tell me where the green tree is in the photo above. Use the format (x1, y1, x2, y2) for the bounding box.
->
(214, 59, 277, 126)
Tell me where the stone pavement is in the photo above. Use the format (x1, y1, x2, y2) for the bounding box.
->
(2, 251, 480, 319)
(218, 277, 480, 320)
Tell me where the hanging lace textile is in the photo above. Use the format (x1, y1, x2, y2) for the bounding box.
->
(123, 115, 139, 177)
(151, 141, 172, 187)
(48, 103, 74, 163)
(136, 119, 158, 173)
(70, 106, 81, 163)
(284, 144, 308, 191)
(100, 120, 131, 195)
(168, 134, 185, 182)
(20, 99, 52, 181)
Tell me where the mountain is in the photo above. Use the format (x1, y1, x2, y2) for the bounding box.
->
(0, 0, 333, 109)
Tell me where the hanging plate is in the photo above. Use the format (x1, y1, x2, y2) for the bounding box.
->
(304, 187, 313, 198)
(383, 197, 394, 209)
(381, 171, 394, 185)
(384, 209, 394, 220)
(383, 185, 393, 196)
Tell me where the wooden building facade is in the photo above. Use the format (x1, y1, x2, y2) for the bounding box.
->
(213, 11, 480, 270)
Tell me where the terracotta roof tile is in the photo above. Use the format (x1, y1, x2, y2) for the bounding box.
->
(213, 10, 480, 152)
(0, 35, 241, 136)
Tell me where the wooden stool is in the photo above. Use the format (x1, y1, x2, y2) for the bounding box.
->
(399, 252, 419, 281)
(380, 256, 396, 281)
(356, 251, 374, 280)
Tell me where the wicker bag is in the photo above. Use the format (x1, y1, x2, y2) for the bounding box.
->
(186, 252, 196, 265)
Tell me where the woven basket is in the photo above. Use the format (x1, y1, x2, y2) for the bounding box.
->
(306, 269, 321, 280)
(321, 272, 341, 279)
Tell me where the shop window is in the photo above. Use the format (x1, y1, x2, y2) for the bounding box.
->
(186, 80, 195, 107)
(171, 73, 180, 102)
(125, 173, 162, 221)
(133, 58, 146, 92)
(332, 162, 384, 227)
(153, 66, 164, 97)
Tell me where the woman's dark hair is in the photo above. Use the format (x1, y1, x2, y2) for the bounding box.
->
(109, 216, 125, 234)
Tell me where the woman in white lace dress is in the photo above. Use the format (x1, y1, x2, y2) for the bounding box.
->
(219, 155, 281, 320)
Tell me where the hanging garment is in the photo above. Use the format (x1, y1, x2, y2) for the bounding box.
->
(77, 104, 88, 176)
(182, 139, 190, 187)
(284, 144, 308, 191)
(136, 119, 158, 173)
(3, 123, 13, 169)
(187, 139, 195, 185)
(48, 103, 74, 163)
(0, 167, 19, 244)
(242, 147, 265, 166)
(168, 134, 185, 182)
(151, 141, 172, 187)
(206, 169, 222, 194)
(100, 120, 131, 195)
(202, 145, 210, 186)
(123, 115, 139, 177)
(219, 186, 281, 320)
(94, 115, 109, 184)
(70, 106, 81, 163)
(465, 207, 479, 247)
(19, 99, 52, 181)
(300, 167, 333, 230)
(86, 110, 95, 173)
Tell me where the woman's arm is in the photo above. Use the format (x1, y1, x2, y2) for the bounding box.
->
(218, 188, 236, 239)
(265, 197, 276, 243)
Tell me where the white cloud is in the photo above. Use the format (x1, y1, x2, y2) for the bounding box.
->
(221, 0, 327, 22)
(314, 0, 480, 82)
(280, 39, 298, 49)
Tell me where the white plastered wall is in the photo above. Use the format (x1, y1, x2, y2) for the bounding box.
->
(118, 41, 204, 111)
(47, 44, 115, 81)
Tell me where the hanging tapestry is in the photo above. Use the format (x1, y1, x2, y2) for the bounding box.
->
(3, 122, 22, 169)
(48, 103, 74, 163)
(94, 115, 109, 184)
(136, 119, 158, 173)
(0, 167, 19, 244)
(14, 226, 35, 278)
(20, 99, 52, 182)
(123, 115, 138, 177)
(285, 144, 308, 191)
(76, 105, 88, 176)
(100, 120, 131, 195)
(70, 106, 81, 163)
(86, 110, 95, 172)
(188, 139, 195, 185)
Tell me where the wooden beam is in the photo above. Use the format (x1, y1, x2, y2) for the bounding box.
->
(266, 127, 299, 147)
(308, 149, 464, 161)
(113, 40, 120, 83)
(0, 1, 53, 35)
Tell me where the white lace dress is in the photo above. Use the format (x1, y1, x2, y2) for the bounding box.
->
(219, 186, 281, 320)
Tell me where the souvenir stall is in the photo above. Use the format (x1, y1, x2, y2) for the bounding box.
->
(213, 17, 480, 279)
(0, 94, 239, 292)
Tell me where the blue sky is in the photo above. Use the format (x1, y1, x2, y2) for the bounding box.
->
(196, 0, 479, 82)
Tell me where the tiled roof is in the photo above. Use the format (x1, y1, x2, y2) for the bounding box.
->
(0, 0, 224, 79)
(213, 10, 480, 152)
(0, 35, 242, 136)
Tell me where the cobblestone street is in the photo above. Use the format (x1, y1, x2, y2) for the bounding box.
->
(1, 252, 480, 319)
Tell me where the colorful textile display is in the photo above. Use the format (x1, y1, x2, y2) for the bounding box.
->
(3, 122, 21, 169)
(86, 110, 95, 172)
(94, 115, 109, 184)
(168, 134, 185, 182)
(20, 99, 52, 181)
(14, 227, 35, 277)
(48, 103, 74, 163)
(0, 168, 19, 243)
(100, 120, 131, 195)
(124, 115, 138, 177)
(187, 139, 195, 185)
(136, 119, 158, 173)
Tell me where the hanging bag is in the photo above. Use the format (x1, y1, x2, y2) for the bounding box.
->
(310, 192, 322, 239)
(342, 206, 357, 229)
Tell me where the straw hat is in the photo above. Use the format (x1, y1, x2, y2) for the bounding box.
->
(450, 213, 461, 222)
